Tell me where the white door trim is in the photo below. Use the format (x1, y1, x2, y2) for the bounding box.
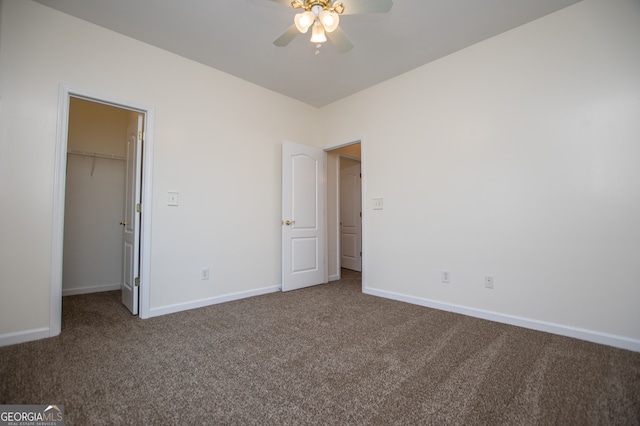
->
(51, 85, 155, 336)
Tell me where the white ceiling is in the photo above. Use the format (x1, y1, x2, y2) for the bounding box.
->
(33, 0, 581, 107)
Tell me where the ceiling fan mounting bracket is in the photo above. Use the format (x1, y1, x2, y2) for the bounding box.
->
(291, 0, 344, 15)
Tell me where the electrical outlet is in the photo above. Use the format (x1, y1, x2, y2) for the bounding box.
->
(167, 191, 179, 206)
(201, 267, 209, 280)
(484, 275, 494, 289)
(442, 270, 450, 284)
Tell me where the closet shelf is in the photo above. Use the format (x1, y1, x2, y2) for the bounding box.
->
(68, 150, 125, 161)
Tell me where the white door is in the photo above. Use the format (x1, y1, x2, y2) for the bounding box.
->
(282, 141, 326, 291)
(340, 159, 362, 272)
(121, 114, 143, 314)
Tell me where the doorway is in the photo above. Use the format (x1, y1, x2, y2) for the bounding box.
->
(63, 99, 132, 298)
(50, 87, 154, 337)
(326, 141, 362, 281)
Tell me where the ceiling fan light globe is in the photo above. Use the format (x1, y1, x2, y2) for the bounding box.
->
(294, 11, 314, 33)
(310, 21, 327, 43)
(319, 10, 339, 32)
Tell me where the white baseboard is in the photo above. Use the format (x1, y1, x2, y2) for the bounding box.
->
(363, 287, 640, 353)
(328, 274, 340, 282)
(62, 283, 120, 296)
(0, 327, 51, 347)
(149, 285, 282, 318)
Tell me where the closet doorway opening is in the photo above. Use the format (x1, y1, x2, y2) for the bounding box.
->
(51, 87, 154, 337)
(63, 99, 136, 302)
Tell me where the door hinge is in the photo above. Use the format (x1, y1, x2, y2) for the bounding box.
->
(360, 212, 362, 218)
(360, 251, 362, 257)
(138, 131, 144, 142)
(136, 203, 141, 213)
(360, 173, 362, 178)
(135, 277, 140, 287)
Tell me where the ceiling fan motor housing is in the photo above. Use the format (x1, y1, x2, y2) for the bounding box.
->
(293, 0, 345, 15)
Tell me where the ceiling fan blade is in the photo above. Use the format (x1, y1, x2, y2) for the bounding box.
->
(274, 25, 300, 47)
(327, 27, 354, 53)
(340, 0, 393, 15)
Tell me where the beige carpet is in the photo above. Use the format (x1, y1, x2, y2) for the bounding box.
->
(1, 269, 639, 425)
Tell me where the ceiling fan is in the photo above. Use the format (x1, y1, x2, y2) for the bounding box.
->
(270, 0, 393, 53)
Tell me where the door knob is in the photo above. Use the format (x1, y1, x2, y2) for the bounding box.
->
(283, 220, 295, 226)
(120, 221, 128, 226)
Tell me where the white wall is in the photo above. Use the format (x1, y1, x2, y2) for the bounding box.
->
(1, 0, 638, 350)
(67, 98, 129, 157)
(320, 0, 640, 348)
(63, 155, 125, 295)
(0, 0, 319, 341)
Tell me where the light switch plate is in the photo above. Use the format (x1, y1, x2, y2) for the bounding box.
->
(373, 197, 384, 210)
(167, 191, 179, 206)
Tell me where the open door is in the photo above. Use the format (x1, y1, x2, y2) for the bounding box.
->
(282, 141, 326, 291)
(121, 113, 143, 314)
(340, 159, 362, 272)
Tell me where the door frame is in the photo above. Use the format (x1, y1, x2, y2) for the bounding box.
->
(324, 138, 366, 287)
(50, 85, 155, 336)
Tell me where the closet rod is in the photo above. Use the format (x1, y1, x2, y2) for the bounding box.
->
(67, 150, 125, 161)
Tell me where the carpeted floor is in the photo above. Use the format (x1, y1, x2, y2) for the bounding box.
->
(1, 269, 639, 425)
